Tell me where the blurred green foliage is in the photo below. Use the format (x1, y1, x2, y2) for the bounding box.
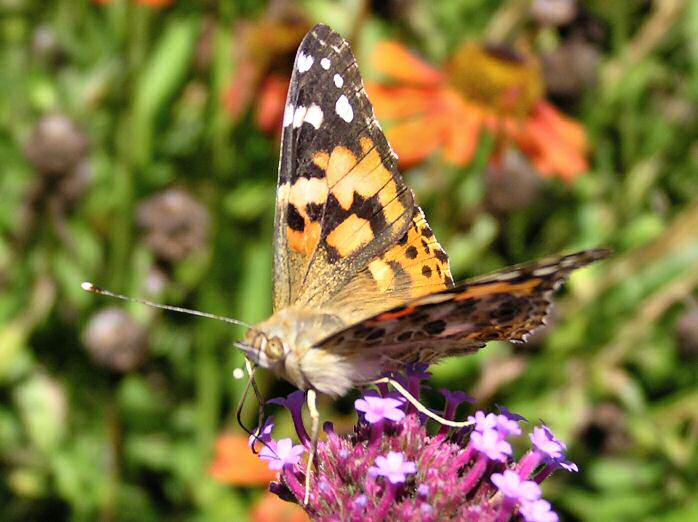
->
(1, 0, 697, 521)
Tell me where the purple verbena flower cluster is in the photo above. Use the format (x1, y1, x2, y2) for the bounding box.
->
(254, 366, 577, 521)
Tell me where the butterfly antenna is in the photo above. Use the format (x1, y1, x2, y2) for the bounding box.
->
(81, 282, 254, 329)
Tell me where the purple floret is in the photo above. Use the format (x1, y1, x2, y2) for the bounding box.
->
(259, 438, 305, 471)
(368, 451, 417, 484)
(355, 395, 406, 423)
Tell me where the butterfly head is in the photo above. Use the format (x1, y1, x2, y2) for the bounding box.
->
(236, 308, 371, 395)
(239, 329, 287, 369)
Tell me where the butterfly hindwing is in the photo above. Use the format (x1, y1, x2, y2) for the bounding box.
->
(315, 249, 611, 367)
(273, 24, 416, 311)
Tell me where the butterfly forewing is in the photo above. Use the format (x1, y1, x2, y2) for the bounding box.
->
(273, 24, 418, 311)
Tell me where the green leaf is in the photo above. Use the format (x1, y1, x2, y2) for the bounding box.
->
(131, 17, 200, 166)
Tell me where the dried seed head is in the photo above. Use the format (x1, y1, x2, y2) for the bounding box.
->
(137, 188, 210, 263)
(83, 308, 149, 373)
(485, 148, 542, 213)
(542, 38, 600, 100)
(24, 113, 89, 176)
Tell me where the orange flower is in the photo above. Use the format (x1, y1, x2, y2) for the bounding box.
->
(250, 492, 309, 522)
(366, 40, 589, 182)
(225, 9, 312, 134)
(209, 434, 277, 486)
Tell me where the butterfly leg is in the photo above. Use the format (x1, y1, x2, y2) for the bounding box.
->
(234, 362, 255, 443)
(304, 389, 320, 505)
(371, 377, 474, 428)
(245, 359, 266, 431)
(235, 359, 267, 453)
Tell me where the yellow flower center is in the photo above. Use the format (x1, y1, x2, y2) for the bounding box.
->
(447, 42, 544, 117)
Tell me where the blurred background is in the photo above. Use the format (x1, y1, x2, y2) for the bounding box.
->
(1, 0, 697, 520)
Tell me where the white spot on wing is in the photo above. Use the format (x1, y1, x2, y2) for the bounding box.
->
(495, 270, 522, 281)
(333, 74, 344, 88)
(532, 266, 559, 276)
(304, 103, 324, 129)
(282, 103, 295, 127)
(297, 52, 314, 73)
(335, 95, 353, 122)
(320, 57, 331, 70)
(292, 105, 307, 128)
(291, 104, 324, 129)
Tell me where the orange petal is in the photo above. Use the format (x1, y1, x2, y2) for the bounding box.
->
(533, 101, 588, 153)
(387, 113, 450, 167)
(524, 116, 588, 182)
(256, 74, 290, 134)
(444, 118, 482, 166)
(209, 434, 278, 486)
(372, 41, 444, 86)
(443, 95, 484, 166)
(251, 492, 309, 522)
(366, 83, 443, 119)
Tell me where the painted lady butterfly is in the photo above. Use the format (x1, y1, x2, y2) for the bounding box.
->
(239, 24, 610, 398)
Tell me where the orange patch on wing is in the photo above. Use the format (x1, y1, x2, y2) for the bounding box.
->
(377, 180, 404, 225)
(326, 146, 359, 209)
(375, 305, 417, 321)
(354, 138, 406, 224)
(454, 279, 540, 301)
(326, 214, 374, 256)
(327, 147, 384, 210)
(379, 209, 453, 298)
(312, 151, 330, 171)
(285, 177, 328, 257)
(326, 139, 402, 221)
(287, 222, 321, 256)
(359, 136, 374, 154)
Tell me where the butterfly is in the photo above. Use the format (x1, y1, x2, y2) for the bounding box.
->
(239, 24, 610, 399)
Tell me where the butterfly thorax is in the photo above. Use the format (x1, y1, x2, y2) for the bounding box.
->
(242, 307, 380, 396)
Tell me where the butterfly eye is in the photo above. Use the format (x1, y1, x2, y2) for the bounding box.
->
(264, 336, 285, 361)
